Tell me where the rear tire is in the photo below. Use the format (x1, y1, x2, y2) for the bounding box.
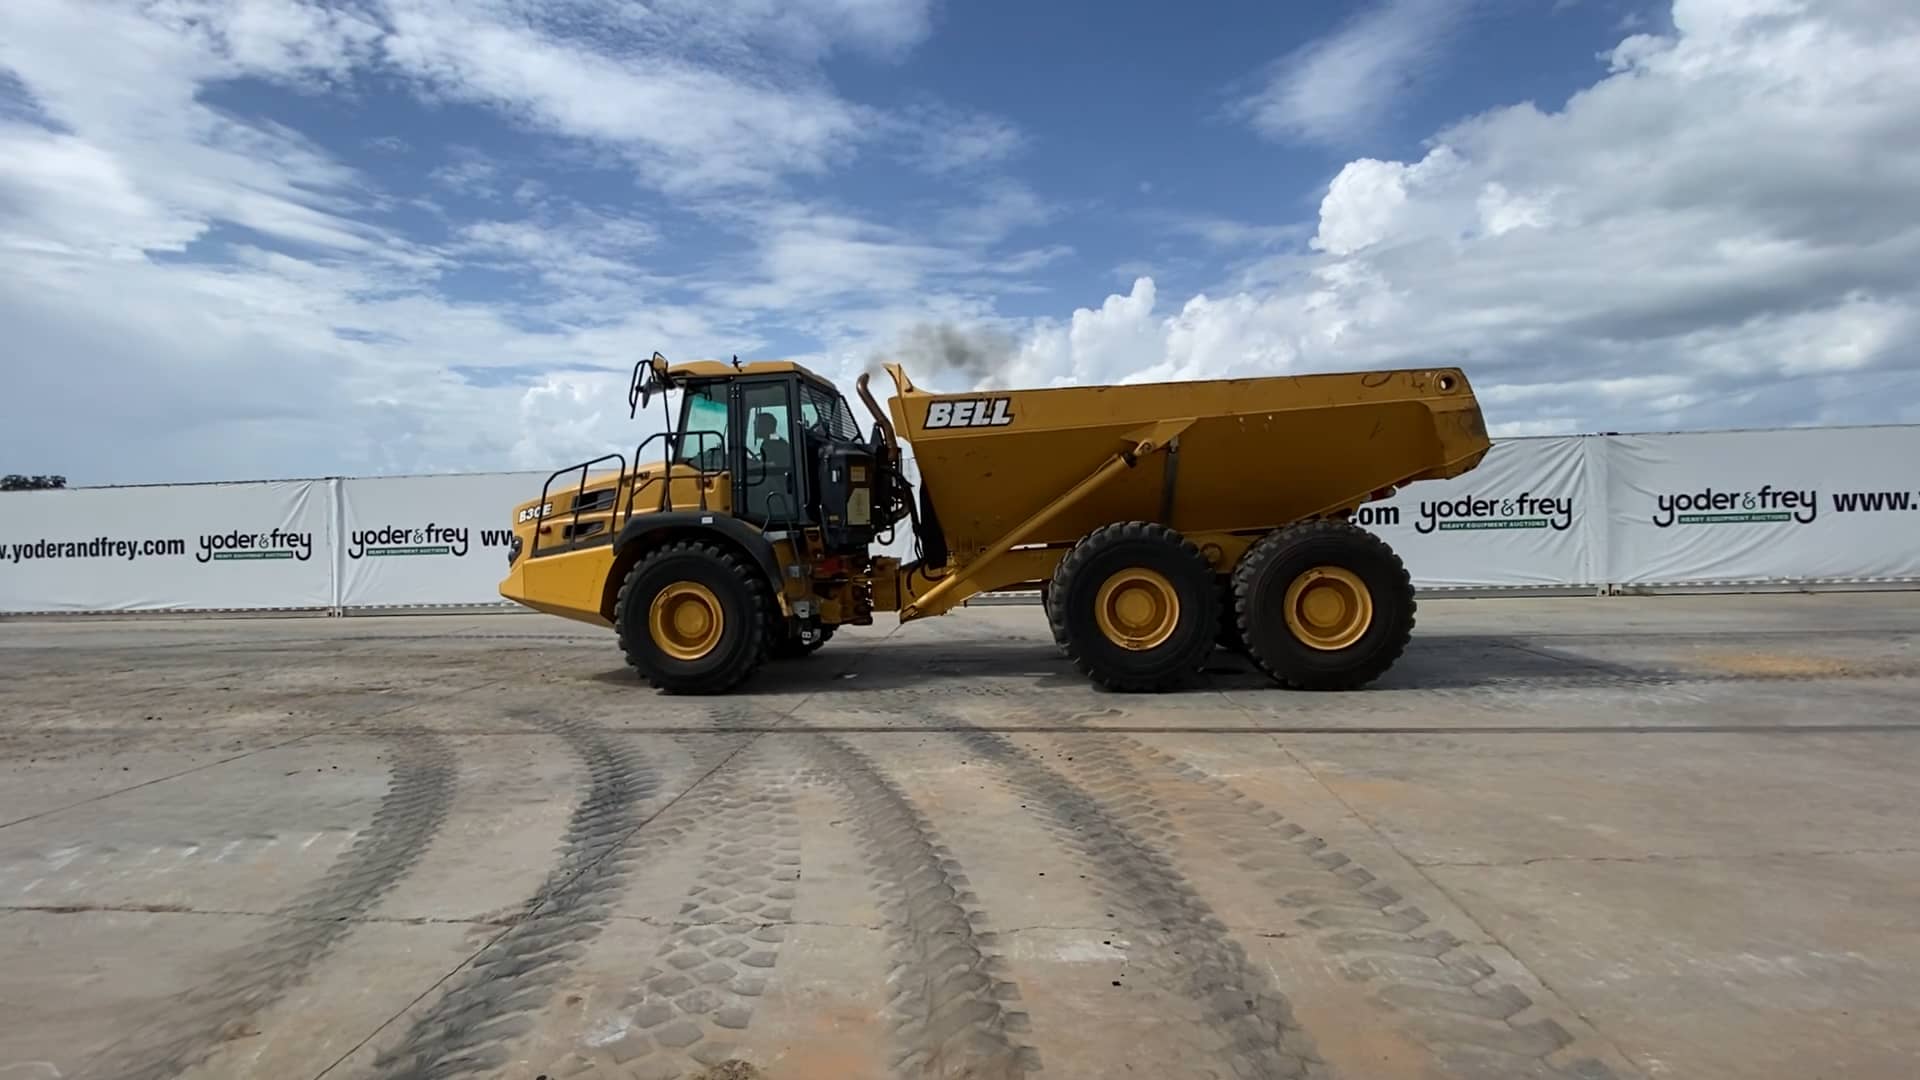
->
(1214, 576, 1246, 654)
(1049, 522, 1217, 692)
(615, 541, 769, 693)
(1233, 519, 1414, 690)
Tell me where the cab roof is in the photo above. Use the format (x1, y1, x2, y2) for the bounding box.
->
(667, 358, 832, 383)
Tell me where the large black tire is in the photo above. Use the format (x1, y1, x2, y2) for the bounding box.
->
(1232, 519, 1415, 691)
(1039, 579, 1070, 656)
(1048, 522, 1217, 692)
(615, 540, 770, 693)
(1214, 576, 1246, 654)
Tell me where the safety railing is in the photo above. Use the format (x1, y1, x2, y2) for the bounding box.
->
(625, 430, 726, 518)
(526, 433, 732, 562)
(531, 453, 626, 559)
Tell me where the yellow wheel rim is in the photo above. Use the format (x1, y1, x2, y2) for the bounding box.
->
(649, 582, 724, 661)
(1094, 568, 1180, 651)
(1284, 566, 1373, 651)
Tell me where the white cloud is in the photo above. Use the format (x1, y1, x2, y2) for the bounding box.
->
(706, 203, 955, 310)
(1241, 0, 1472, 143)
(0, 0, 380, 260)
(377, 1, 870, 191)
(937, 181, 1053, 245)
(1155, 214, 1305, 252)
(571, 0, 935, 64)
(429, 153, 500, 198)
(512, 369, 632, 470)
(1009, 0, 1920, 433)
(695, 182, 1056, 325)
(1310, 152, 1456, 256)
(152, 0, 385, 82)
(902, 105, 1026, 173)
(5, 0, 1920, 488)
(0, 0, 972, 482)
(1475, 181, 1554, 236)
(348, 1, 970, 195)
(0, 125, 200, 258)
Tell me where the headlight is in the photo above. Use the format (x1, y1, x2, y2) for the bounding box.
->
(508, 533, 524, 567)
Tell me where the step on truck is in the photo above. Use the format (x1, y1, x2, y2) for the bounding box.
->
(499, 353, 1491, 694)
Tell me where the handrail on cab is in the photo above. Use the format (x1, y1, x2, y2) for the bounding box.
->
(625, 430, 725, 519)
(532, 453, 626, 559)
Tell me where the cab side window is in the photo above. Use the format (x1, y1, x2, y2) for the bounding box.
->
(676, 383, 729, 469)
(801, 381, 861, 441)
(739, 381, 798, 525)
(744, 385, 793, 467)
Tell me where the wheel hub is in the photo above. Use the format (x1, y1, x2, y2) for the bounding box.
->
(1094, 567, 1180, 651)
(1283, 566, 1373, 651)
(650, 582, 724, 661)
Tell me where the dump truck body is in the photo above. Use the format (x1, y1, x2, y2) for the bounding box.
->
(498, 353, 1490, 694)
(893, 365, 1487, 561)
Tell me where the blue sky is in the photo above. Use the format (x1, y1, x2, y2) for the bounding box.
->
(4, 0, 1919, 484)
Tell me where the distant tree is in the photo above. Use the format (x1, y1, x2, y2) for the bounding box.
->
(1, 475, 67, 491)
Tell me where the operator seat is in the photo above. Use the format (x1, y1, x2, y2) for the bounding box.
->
(750, 412, 796, 525)
(755, 412, 792, 467)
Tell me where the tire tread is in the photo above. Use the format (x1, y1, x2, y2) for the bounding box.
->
(1232, 518, 1415, 691)
(614, 539, 770, 693)
(1049, 521, 1216, 692)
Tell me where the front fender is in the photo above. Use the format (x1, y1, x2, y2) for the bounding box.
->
(614, 512, 784, 594)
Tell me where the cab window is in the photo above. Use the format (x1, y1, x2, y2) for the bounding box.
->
(800, 381, 861, 441)
(739, 381, 798, 525)
(676, 383, 728, 469)
(743, 383, 794, 467)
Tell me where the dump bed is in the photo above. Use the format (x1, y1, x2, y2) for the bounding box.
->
(886, 365, 1489, 560)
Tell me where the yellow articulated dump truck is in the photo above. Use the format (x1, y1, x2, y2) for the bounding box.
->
(499, 353, 1490, 694)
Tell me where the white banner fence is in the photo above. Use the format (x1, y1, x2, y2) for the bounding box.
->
(3, 425, 1916, 614)
(336, 472, 538, 609)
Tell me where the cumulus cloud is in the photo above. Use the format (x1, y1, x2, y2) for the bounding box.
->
(1021, 0, 1920, 434)
(4, 0, 1919, 488)
(0, 0, 989, 482)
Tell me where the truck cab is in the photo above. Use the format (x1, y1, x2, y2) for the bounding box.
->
(499, 355, 911, 688)
(664, 360, 877, 549)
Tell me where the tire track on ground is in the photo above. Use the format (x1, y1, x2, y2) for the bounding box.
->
(936, 717, 1326, 1080)
(803, 735, 1041, 1080)
(72, 733, 456, 1080)
(367, 716, 674, 1080)
(1054, 709, 1627, 1080)
(541, 751, 802, 1079)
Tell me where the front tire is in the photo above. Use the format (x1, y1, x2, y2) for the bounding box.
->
(1233, 519, 1415, 690)
(1049, 522, 1217, 692)
(615, 541, 769, 693)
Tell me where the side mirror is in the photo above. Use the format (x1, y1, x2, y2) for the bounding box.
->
(629, 351, 672, 418)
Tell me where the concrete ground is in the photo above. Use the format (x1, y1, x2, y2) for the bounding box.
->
(1, 593, 1916, 1080)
